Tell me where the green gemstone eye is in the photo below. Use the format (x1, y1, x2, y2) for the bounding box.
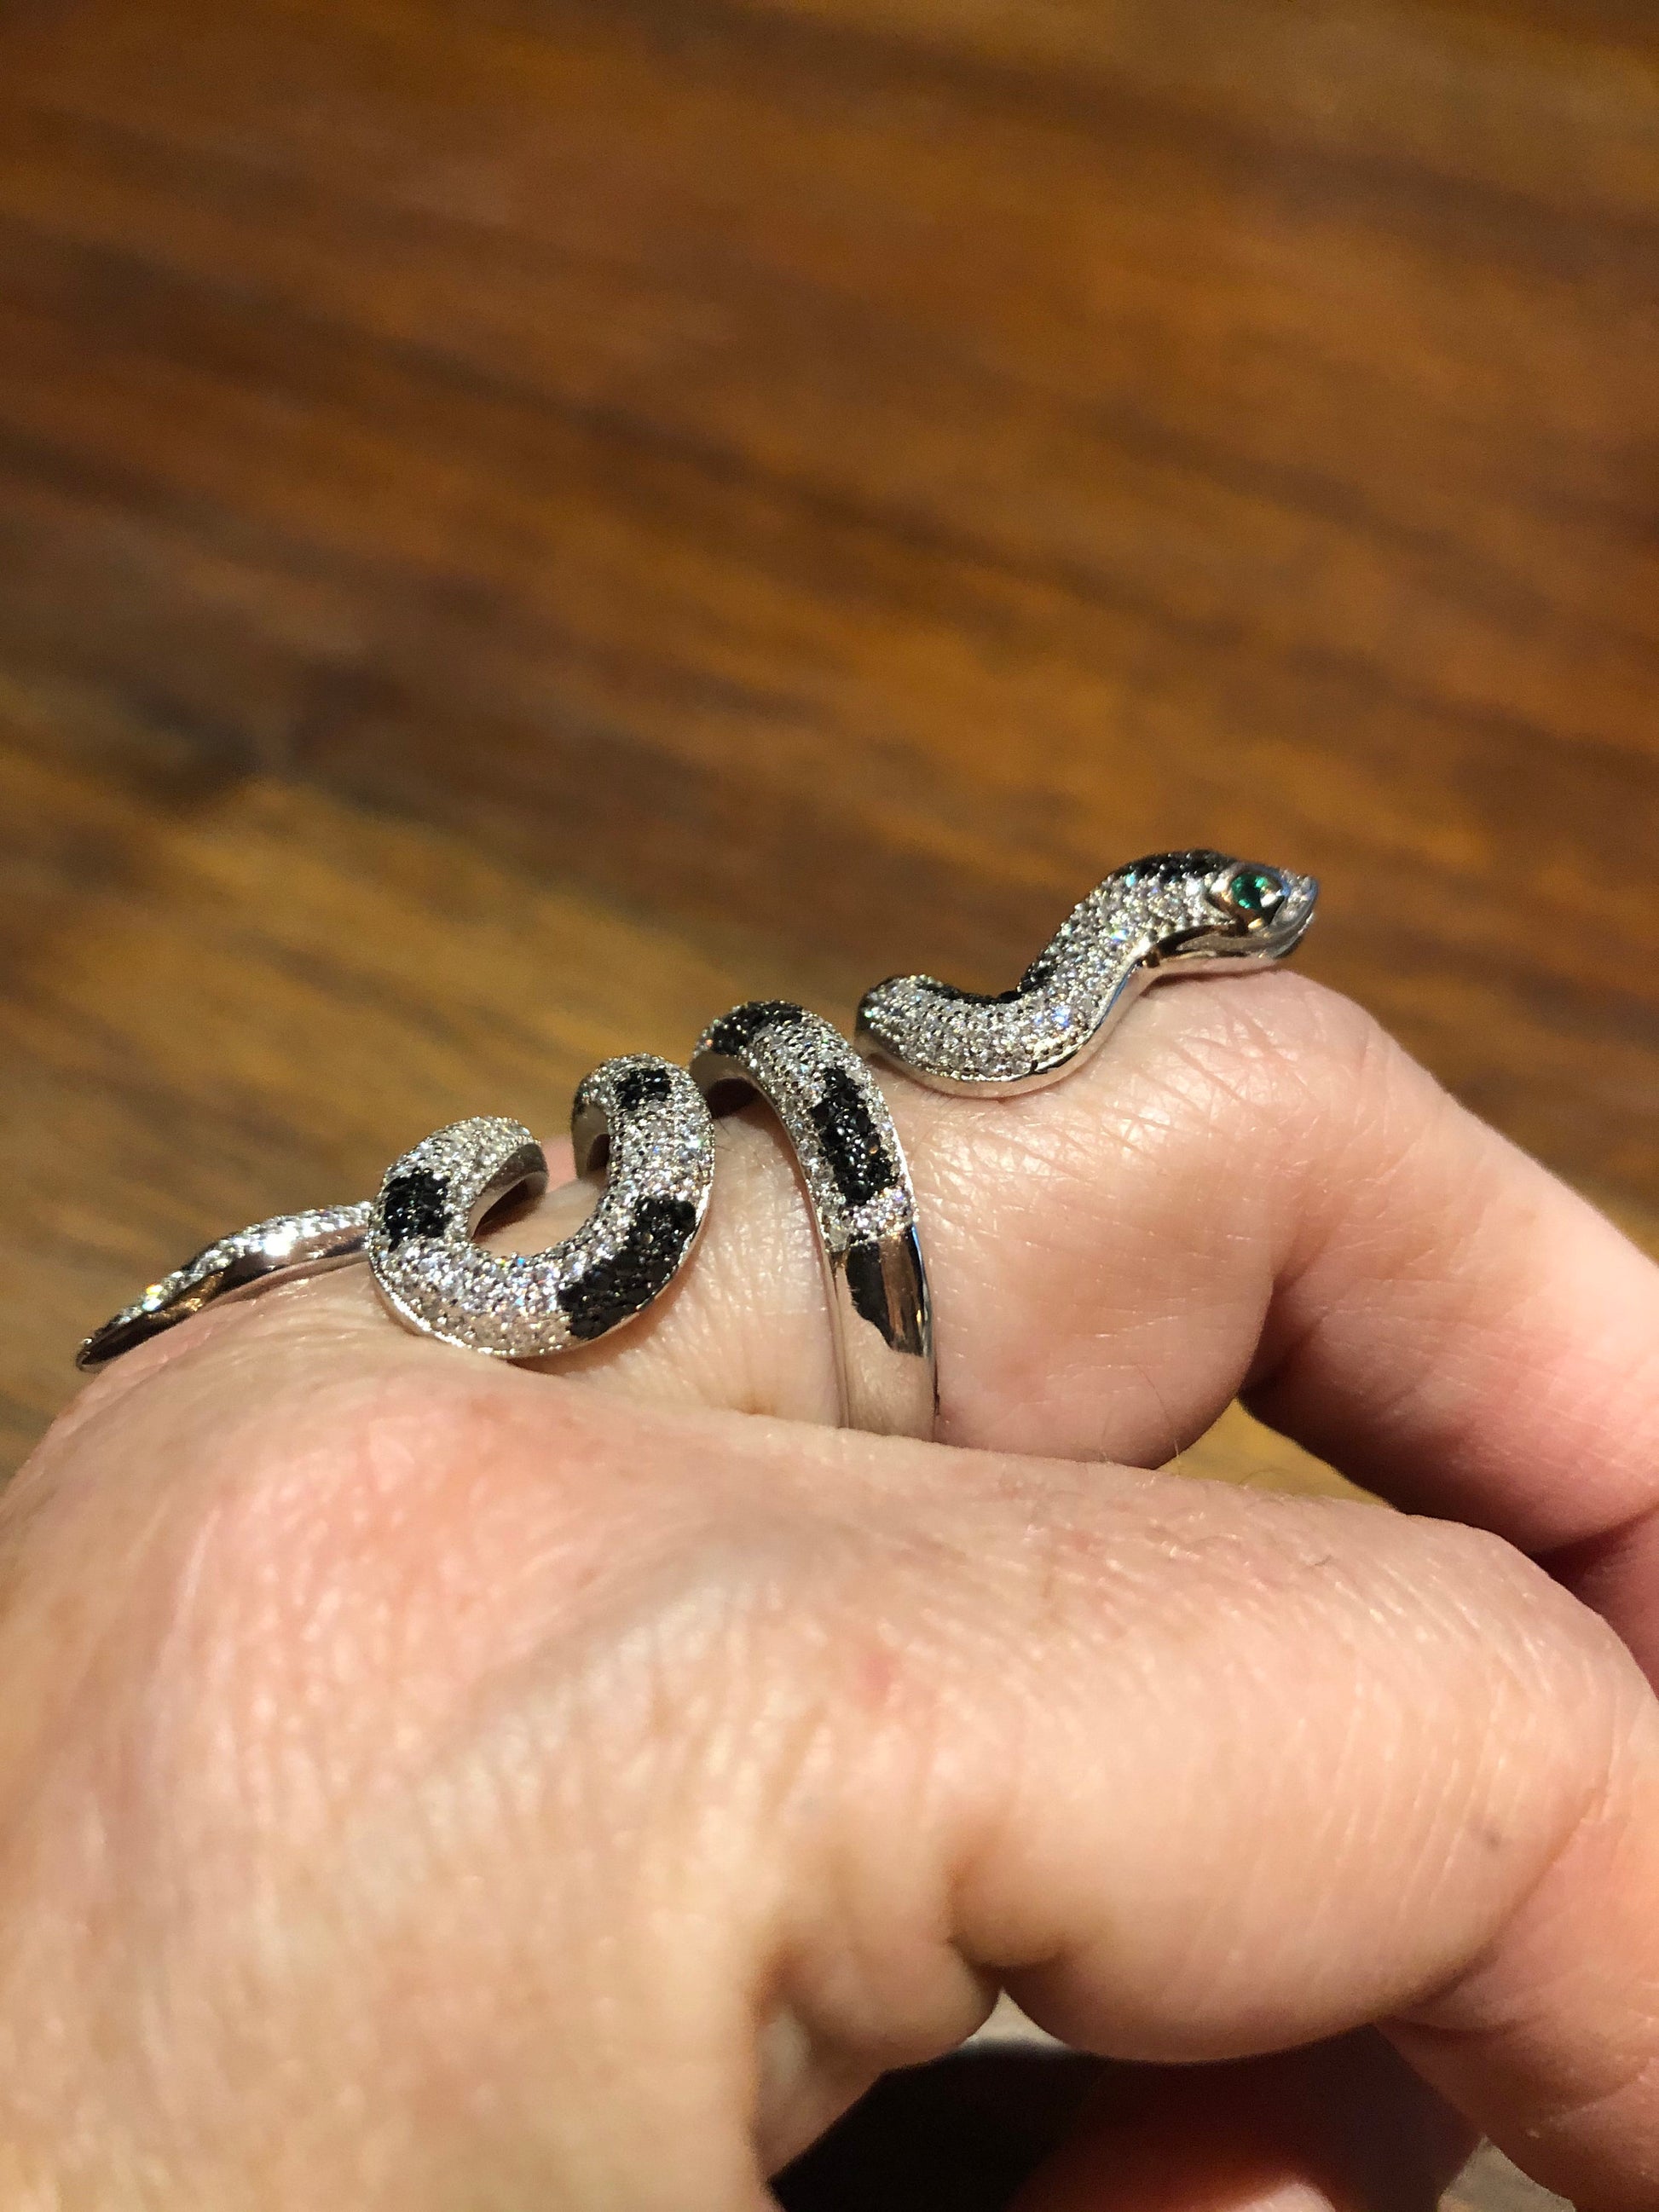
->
(1226, 866, 1285, 921)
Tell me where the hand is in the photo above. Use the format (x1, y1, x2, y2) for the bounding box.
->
(10, 972, 1659, 2209)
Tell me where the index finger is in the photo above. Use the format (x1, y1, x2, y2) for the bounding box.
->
(531, 967, 1659, 1665)
(71, 965, 1659, 1670)
(903, 969, 1659, 1545)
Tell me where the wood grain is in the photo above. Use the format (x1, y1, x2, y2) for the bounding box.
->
(0, 3, 1653, 2201)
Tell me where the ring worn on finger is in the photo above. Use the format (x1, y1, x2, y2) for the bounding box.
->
(691, 1001, 934, 1440)
(76, 850, 1318, 1442)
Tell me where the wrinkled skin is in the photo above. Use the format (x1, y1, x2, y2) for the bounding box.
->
(10, 972, 1659, 2209)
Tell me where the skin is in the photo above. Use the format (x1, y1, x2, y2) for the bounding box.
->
(10, 968, 1659, 2209)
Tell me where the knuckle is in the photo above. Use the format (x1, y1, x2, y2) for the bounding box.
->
(1382, 1510, 1645, 1738)
(1142, 968, 1418, 1135)
(43, 1354, 670, 1839)
(1124, 969, 1483, 1265)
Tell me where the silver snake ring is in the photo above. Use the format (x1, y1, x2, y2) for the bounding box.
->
(76, 851, 1316, 1439)
(857, 849, 1317, 1096)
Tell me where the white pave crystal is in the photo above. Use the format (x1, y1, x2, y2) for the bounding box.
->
(857, 851, 1318, 1094)
(691, 1005, 916, 1256)
(366, 1058, 716, 1360)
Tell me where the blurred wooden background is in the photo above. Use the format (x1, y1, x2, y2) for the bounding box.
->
(2, 3, 1655, 2200)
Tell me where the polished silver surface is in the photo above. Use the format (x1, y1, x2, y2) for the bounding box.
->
(367, 1056, 716, 1359)
(857, 850, 1318, 1097)
(691, 1002, 935, 1441)
(77, 1204, 373, 1371)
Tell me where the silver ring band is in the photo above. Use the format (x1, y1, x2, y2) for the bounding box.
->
(77, 1204, 373, 1371)
(691, 1002, 935, 1440)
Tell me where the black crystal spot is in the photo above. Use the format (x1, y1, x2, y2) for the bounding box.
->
(922, 964, 1050, 1008)
(1122, 848, 1229, 887)
(614, 1063, 673, 1112)
(705, 1000, 808, 1058)
(808, 1066, 899, 1210)
(558, 1195, 700, 1341)
(921, 979, 1022, 1009)
(380, 1167, 450, 1248)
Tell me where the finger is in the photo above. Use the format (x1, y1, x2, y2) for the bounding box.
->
(72, 961, 1659, 1695)
(81, 968, 1659, 1610)
(484, 970, 1659, 1669)
(1011, 2033, 1472, 2211)
(27, 1339, 1659, 2207)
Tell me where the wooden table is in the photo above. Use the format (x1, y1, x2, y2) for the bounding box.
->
(3, 3, 1653, 2202)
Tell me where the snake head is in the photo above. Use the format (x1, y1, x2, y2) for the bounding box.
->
(1119, 850, 1320, 967)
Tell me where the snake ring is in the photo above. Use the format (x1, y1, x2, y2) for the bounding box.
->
(857, 849, 1318, 1096)
(77, 850, 1317, 1440)
(75, 1053, 717, 1372)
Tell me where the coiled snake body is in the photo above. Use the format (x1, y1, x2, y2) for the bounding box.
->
(78, 849, 1316, 1440)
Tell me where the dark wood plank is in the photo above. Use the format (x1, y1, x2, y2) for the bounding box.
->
(0, 0, 1654, 1261)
